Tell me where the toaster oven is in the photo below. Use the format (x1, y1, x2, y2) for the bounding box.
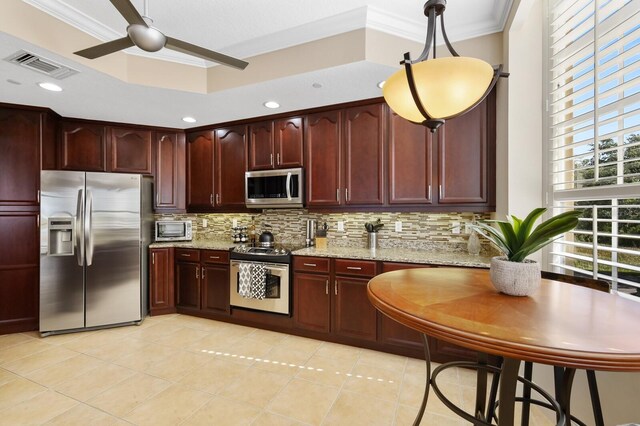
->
(155, 220, 192, 241)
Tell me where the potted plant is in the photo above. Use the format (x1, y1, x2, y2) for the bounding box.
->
(470, 208, 581, 296)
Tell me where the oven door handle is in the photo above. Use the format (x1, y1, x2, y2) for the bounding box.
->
(230, 260, 289, 271)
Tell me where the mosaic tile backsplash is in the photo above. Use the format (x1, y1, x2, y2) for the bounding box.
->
(155, 210, 498, 255)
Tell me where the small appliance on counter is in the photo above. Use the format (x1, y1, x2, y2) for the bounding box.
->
(155, 220, 192, 241)
(305, 219, 316, 247)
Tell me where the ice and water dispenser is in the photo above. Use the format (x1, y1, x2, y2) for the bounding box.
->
(48, 217, 74, 256)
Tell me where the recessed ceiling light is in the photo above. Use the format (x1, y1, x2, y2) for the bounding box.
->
(38, 82, 62, 92)
(377, 81, 386, 89)
(7, 79, 21, 85)
(264, 101, 280, 109)
(182, 116, 197, 123)
(312, 82, 322, 89)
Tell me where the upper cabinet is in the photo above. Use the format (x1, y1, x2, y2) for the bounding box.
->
(110, 127, 153, 174)
(155, 132, 185, 212)
(248, 116, 303, 170)
(306, 110, 343, 207)
(186, 130, 215, 211)
(59, 121, 107, 172)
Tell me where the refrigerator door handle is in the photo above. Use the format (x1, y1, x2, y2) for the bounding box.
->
(76, 188, 85, 266)
(85, 190, 94, 266)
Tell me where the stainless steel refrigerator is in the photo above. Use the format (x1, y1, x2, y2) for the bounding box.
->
(40, 171, 153, 335)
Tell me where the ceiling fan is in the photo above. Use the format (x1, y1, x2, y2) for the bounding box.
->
(74, 0, 248, 70)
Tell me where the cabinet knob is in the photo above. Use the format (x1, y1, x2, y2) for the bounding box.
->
(346, 266, 361, 270)
(216, 193, 220, 204)
(202, 267, 205, 278)
(345, 188, 349, 201)
(334, 280, 338, 295)
(336, 188, 340, 202)
(325, 280, 328, 295)
(196, 268, 199, 279)
(303, 263, 317, 267)
(270, 153, 273, 166)
(210, 194, 214, 206)
(277, 153, 280, 165)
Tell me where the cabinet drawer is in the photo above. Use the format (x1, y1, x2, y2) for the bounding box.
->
(334, 259, 376, 277)
(202, 250, 229, 264)
(175, 248, 200, 261)
(382, 262, 436, 273)
(293, 256, 330, 273)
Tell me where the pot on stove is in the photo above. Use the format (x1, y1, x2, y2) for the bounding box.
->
(259, 230, 275, 247)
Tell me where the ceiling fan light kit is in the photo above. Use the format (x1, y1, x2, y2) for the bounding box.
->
(74, 0, 248, 70)
(383, 0, 508, 132)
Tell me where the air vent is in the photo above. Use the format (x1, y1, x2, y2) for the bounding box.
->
(4, 50, 78, 80)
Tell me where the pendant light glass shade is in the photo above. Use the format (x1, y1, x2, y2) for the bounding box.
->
(383, 57, 494, 123)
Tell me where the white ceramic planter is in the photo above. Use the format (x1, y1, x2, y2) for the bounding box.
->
(490, 256, 541, 296)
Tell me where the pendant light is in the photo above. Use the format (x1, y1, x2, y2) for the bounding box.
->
(383, 0, 509, 132)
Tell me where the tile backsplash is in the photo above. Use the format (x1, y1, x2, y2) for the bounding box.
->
(155, 210, 497, 255)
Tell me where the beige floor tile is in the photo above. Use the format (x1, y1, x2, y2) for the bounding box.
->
(219, 368, 291, 409)
(185, 395, 261, 425)
(247, 328, 287, 346)
(357, 348, 407, 372)
(277, 335, 322, 356)
(3, 345, 77, 375)
(40, 331, 88, 345)
(395, 404, 465, 426)
(61, 329, 126, 352)
(228, 335, 276, 360)
(295, 354, 356, 387)
(0, 367, 19, 386)
(46, 403, 120, 426)
(341, 363, 403, 403)
(87, 372, 171, 417)
(25, 353, 106, 388)
(0, 389, 78, 425)
(56, 363, 136, 402)
(179, 357, 250, 394)
(123, 384, 212, 426)
(254, 345, 314, 376)
(315, 341, 362, 363)
(0, 339, 53, 365)
(171, 315, 232, 332)
(0, 376, 47, 411)
(81, 336, 151, 362)
(252, 412, 307, 425)
(323, 390, 397, 426)
(145, 349, 210, 381)
(268, 378, 339, 425)
(113, 342, 178, 372)
(0, 332, 36, 349)
(153, 327, 210, 348)
(401, 373, 463, 417)
(186, 330, 247, 355)
(124, 322, 185, 341)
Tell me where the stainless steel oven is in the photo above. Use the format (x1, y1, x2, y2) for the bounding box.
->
(229, 259, 290, 315)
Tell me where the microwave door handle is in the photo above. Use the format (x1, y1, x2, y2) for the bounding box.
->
(286, 172, 292, 200)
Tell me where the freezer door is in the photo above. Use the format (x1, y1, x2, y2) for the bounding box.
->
(40, 170, 86, 332)
(85, 173, 142, 327)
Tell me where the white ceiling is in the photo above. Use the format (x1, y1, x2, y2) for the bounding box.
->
(1, 0, 512, 128)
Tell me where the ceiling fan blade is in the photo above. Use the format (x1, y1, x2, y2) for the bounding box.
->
(165, 37, 248, 70)
(110, 0, 147, 27)
(74, 37, 135, 59)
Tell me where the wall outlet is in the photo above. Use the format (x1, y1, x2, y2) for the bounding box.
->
(337, 221, 344, 232)
(232, 218, 237, 228)
(451, 221, 460, 234)
(464, 223, 471, 234)
(395, 221, 402, 232)
(202, 219, 208, 228)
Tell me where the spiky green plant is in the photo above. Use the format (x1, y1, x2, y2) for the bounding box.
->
(469, 208, 581, 262)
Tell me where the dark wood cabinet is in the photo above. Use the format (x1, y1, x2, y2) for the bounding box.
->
(333, 276, 377, 341)
(388, 111, 433, 205)
(274, 117, 304, 168)
(305, 110, 342, 206)
(294, 272, 331, 333)
(0, 211, 39, 334)
(176, 261, 200, 312)
(155, 132, 185, 212)
(248, 121, 275, 170)
(149, 248, 175, 315)
(59, 121, 107, 171)
(214, 126, 247, 208)
(0, 108, 41, 207)
(110, 127, 153, 174)
(201, 250, 230, 315)
(186, 130, 215, 211)
(343, 104, 385, 206)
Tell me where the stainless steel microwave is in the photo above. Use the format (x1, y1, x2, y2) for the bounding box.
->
(155, 220, 192, 241)
(245, 168, 304, 208)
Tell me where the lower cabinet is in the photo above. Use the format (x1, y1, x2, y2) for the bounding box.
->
(294, 272, 331, 333)
(149, 248, 175, 315)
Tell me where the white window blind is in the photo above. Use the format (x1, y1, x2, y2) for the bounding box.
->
(546, 0, 640, 298)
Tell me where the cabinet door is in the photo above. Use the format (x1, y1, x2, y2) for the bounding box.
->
(388, 112, 433, 205)
(201, 264, 230, 315)
(0, 108, 40, 207)
(59, 122, 107, 171)
(155, 132, 186, 211)
(0, 211, 39, 333)
(110, 127, 153, 174)
(294, 273, 330, 333)
(343, 104, 385, 205)
(333, 276, 377, 341)
(275, 117, 304, 168)
(436, 96, 489, 204)
(149, 248, 175, 315)
(176, 262, 200, 311)
(215, 125, 247, 208)
(305, 110, 342, 206)
(249, 121, 274, 170)
(186, 130, 215, 211)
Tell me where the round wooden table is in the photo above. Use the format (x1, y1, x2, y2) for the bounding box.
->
(367, 268, 640, 425)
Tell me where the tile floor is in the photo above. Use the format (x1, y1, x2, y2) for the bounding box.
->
(0, 314, 552, 425)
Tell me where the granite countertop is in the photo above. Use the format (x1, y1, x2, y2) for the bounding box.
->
(291, 246, 491, 268)
(149, 239, 492, 268)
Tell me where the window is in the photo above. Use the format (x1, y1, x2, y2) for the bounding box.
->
(546, 0, 640, 298)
